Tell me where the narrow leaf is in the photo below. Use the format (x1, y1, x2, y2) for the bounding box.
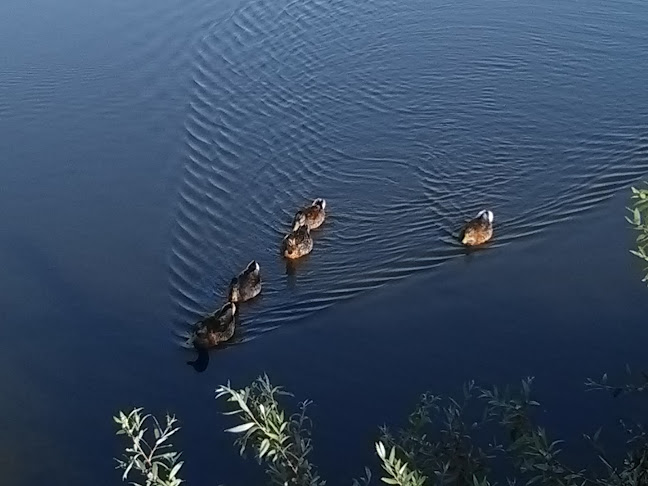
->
(381, 478, 398, 485)
(169, 461, 183, 478)
(226, 422, 256, 434)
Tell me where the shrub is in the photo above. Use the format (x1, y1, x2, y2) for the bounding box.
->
(114, 372, 648, 486)
(113, 409, 183, 486)
(628, 184, 648, 283)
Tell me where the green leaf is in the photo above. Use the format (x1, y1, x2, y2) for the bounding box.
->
(381, 478, 399, 485)
(226, 422, 256, 433)
(122, 461, 134, 480)
(376, 442, 386, 459)
(259, 439, 270, 459)
(169, 462, 183, 479)
(593, 427, 602, 442)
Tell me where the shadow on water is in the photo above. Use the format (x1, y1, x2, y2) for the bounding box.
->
(186, 348, 210, 373)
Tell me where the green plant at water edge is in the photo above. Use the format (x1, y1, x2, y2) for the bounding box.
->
(113, 408, 183, 486)
(375, 440, 426, 486)
(585, 366, 648, 397)
(378, 378, 575, 485)
(215, 375, 324, 486)
(628, 184, 648, 282)
(378, 380, 497, 484)
(382, 373, 648, 486)
(115, 373, 648, 486)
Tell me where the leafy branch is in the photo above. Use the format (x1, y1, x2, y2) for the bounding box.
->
(375, 441, 426, 486)
(114, 408, 183, 486)
(481, 378, 586, 485)
(585, 367, 648, 398)
(627, 185, 648, 282)
(216, 375, 324, 486)
(379, 382, 494, 484)
(114, 372, 648, 486)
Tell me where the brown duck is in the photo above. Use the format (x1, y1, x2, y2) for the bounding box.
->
(282, 213, 313, 259)
(228, 260, 261, 303)
(292, 198, 326, 230)
(191, 302, 237, 349)
(461, 210, 494, 246)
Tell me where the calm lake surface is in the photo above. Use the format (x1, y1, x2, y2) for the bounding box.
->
(2, 0, 648, 483)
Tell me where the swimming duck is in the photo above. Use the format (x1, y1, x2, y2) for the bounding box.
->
(292, 198, 326, 230)
(191, 302, 237, 349)
(282, 213, 313, 259)
(228, 260, 261, 303)
(461, 210, 494, 246)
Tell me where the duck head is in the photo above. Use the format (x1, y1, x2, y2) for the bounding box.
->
(282, 234, 298, 257)
(292, 211, 308, 231)
(228, 277, 240, 302)
(461, 232, 475, 245)
(221, 301, 237, 319)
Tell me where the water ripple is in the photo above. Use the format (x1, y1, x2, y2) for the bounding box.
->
(169, 0, 648, 345)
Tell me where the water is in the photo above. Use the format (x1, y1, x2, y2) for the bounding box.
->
(1, 0, 648, 484)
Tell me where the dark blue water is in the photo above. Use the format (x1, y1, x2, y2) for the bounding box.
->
(2, 0, 648, 484)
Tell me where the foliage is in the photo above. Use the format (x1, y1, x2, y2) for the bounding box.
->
(115, 373, 648, 486)
(375, 441, 427, 486)
(113, 408, 184, 486)
(585, 366, 648, 398)
(215, 375, 324, 486)
(627, 184, 648, 282)
(379, 381, 494, 484)
(381, 374, 648, 486)
(379, 378, 573, 486)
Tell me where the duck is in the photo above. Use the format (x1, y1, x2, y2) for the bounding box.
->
(228, 260, 261, 303)
(292, 198, 326, 230)
(461, 210, 494, 246)
(191, 302, 237, 349)
(282, 213, 313, 259)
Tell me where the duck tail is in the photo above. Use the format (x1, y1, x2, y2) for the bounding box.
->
(313, 198, 326, 209)
(228, 278, 239, 302)
(246, 260, 260, 273)
(476, 209, 494, 223)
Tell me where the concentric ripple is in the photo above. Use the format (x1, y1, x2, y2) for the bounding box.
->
(169, 0, 648, 344)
